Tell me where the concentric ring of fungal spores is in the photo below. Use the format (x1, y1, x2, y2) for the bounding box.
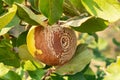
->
(27, 25, 77, 66)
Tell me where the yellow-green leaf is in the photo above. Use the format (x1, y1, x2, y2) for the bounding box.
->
(18, 45, 33, 61)
(81, 0, 120, 22)
(104, 56, 120, 80)
(0, 15, 20, 36)
(24, 60, 37, 71)
(0, 63, 10, 77)
(0, 5, 17, 30)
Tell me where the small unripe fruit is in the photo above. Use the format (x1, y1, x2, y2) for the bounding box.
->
(27, 25, 77, 66)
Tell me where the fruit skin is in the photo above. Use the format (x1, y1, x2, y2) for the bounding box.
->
(27, 25, 77, 66)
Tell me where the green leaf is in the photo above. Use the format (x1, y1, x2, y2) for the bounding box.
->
(113, 38, 120, 48)
(24, 60, 37, 71)
(0, 63, 10, 77)
(0, 1, 4, 15)
(23, 60, 46, 71)
(0, 39, 20, 67)
(103, 56, 120, 80)
(28, 0, 40, 13)
(3, 0, 24, 6)
(0, 78, 4, 80)
(28, 68, 45, 80)
(18, 45, 33, 61)
(96, 67, 105, 80)
(105, 58, 116, 66)
(2, 71, 21, 80)
(67, 72, 86, 80)
(56, 44, 94, 75)
(63, 0, 80, 17)
(39, 0, 63, 24)
(84, 68, 96, 80)
(89, 37, 108, 51)
(16, 31, 28, 47)
(93, 48, 105, 61)
(0, 5, 17, 30)
(0, 39, 12, 48)
(16, 3, 46, 26)
(88, 33, 98, 43)
(81, 0, 120, 22)
(0, 47, 20, 68)
(0, 15, 20, 36)
(71, 17, 108, 33)
(50, 73, 64, 80)
(70, 0, 85, 13)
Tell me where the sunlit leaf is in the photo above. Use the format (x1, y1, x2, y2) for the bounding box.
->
(56, 44, 94, 75)
(0, 5, 17, 30)
(24, 60, 46, 71)
(81, 0, 120, 22)
(0, 15, 20, 36)
(24, 60, 37, 71)
(39, 0, 63, 24)
(104, 56, 120, 80)
(0, 63, 10, 77)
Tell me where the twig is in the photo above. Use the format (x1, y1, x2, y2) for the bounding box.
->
(42, 68, 55, 80)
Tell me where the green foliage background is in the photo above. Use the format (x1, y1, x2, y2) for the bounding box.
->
(0, 0, 120, 80)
